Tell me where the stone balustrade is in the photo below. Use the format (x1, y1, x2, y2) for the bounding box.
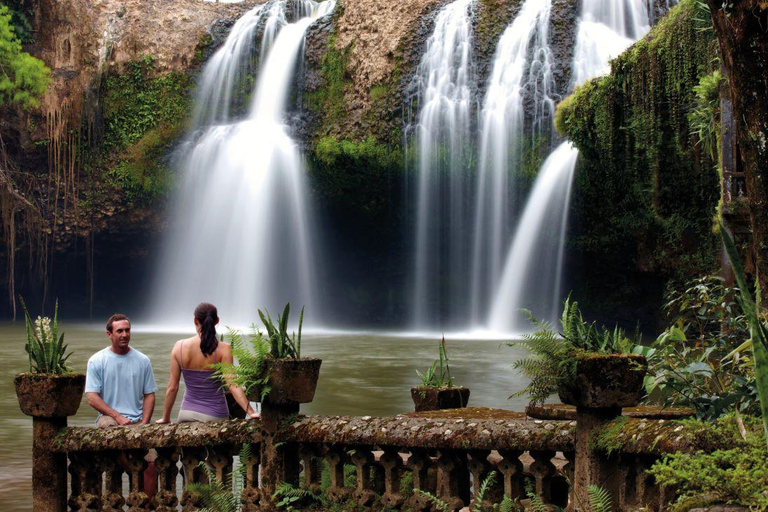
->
(42, 406, 738, 511)
(52, 408, 576, 510)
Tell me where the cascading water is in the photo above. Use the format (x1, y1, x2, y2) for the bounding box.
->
(407, 0, 475, 328)
(469, 0, 556, 324)
(149, 0, 335, 327)
(488, 0, 653, 332)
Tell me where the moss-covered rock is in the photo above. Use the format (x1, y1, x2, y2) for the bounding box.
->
(556, 0, 721, 325)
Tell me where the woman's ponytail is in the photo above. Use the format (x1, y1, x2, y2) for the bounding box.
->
(194, 302, 219, 356)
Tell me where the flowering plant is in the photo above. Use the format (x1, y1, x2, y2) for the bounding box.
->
(19, 297, 72, 374)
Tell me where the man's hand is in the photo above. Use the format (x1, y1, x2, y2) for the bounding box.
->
(114, 414, 132, 426)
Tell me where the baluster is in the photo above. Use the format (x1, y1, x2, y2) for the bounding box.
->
(435, 449, 469, 511)
(529, 450, 556, 503)
(325, 446, 352, 503)
(350, 448, 376, 506)
(557, 451, 575, 509)
(406, 449, 433, 511)
(616, 453, 636, 509)
(125, 449, 149, 511)
(379, 447, 404, 508)
(468, 450, 502, 510)
(180, 447, 208, 511)
(100, 450, 125, 511)
(240, 443, 262, 511)
(68, 452, 101, 511)
(153, 448, 180, 512)
(496, 449, 525, 500)
(299, 444, 322, 492)
(209, 446, 234, 490)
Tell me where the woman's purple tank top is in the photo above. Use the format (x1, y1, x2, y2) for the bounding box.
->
(179, 342, 229, 419)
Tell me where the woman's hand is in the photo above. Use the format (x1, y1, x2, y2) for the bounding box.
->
(155, 418, 171, 424)
(246, 408, 260, 420)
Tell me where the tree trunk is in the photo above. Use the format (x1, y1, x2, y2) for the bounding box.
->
(707, 0, 768, 303)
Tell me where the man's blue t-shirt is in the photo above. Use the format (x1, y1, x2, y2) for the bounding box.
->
(85, 347, 158, 423)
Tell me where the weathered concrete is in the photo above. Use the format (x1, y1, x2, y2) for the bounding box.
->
(33, 417, 68, 512)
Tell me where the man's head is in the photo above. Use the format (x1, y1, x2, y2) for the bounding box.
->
(106, 313, 131, 354)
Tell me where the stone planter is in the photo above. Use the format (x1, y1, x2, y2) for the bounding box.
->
(558, 353, 647, 409)
(411, 386, 470, 412)
(14, 373, 85, 418)
(256, 357, 322, 405)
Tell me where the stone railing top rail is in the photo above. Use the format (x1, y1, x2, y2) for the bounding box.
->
(591, 417, 743, 456)
(53, 418, 263, 453)
(53, 409, 575, 453)
(54, 409, 737, 456)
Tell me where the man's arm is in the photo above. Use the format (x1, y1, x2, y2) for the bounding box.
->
(141, 393, 155, 425)
(86, 392, 132, 425)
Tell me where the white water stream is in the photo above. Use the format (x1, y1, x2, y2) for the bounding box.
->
(408, 0, 475, 328)
(150, 0, 335, 327)
(488, 0, 653, 332)
(469, 0, 556, 324)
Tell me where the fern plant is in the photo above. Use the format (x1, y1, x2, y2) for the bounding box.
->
(19, 297, 72, 374)
(416, 336, 455, 388)
(511, 296, 638, 404)
(212, 303, 305, 402)
(187, 444, 252, 512)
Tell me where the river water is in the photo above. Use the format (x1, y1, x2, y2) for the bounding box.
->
(0, 323, 528, 510)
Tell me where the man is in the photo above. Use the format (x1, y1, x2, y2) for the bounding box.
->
(86, 314, 157, 425)
(86, 313, 158, 501)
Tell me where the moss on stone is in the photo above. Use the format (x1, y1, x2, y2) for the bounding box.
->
(93, 55, 192, 204)
(556, 0, 721, 319)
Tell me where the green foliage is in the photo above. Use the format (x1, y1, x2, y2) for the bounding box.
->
(649, 430, 768, 509)
(688, 70, 724, 161)
(557, 0, 721, 310)
(586, 485, 612, 512)
(720, 225, 768, 449)
(416, 337, 455, 388)
(187, 444, 252, 512)
(511, 297, 639, 404)
(98, 55, 192, 202)
(645, 275, 758, 419)
(273, 482, 323, 511)
(0, 5, 50, 108)
(19, 297, 72, 374)
(213, 304, 304, 402)
(260, 303, 304, 359)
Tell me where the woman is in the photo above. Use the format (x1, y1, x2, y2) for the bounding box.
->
(156, 302, 258, 423)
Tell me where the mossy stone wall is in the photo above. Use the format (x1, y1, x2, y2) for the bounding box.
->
(556, 0, 721, 325)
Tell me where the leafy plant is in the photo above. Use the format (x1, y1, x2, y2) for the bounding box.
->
(649, 418, 768, 510)
(260, 303, 304, 359)
(0, 5, 50, 108)
(586, 485, 612, 512)
(720, 225, 768, 449)
(416, 337, 455, 388)
(213, 303, 304, 402)
(644, 275, 758, 420)
(511, 296, 638, 404)
(187, 444, 252, 512)
(19, 297, 72, 374)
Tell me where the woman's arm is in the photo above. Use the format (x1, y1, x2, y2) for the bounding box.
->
(220, 344, 259, 419)
(156, 341, 182, 424)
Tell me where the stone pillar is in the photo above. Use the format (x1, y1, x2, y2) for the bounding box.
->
(571, 406, 621, 511)
(259, 401, 300, 510)
(32, 416, 68, 511)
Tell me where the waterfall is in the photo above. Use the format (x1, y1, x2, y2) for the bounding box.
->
(407, 0, 475, 329)
(469, 0, 556, 324)
(149, 0, 335, 327)
(488, 0, 652, 332)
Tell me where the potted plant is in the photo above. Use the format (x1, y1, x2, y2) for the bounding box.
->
(214, 303, 321, 405)
(14, 298, 85, 418)
(411, 337, 470, 411)
(511, 297, 646, 409)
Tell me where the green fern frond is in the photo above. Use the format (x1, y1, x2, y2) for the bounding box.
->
(415, 489, 450, 512)
(473, 471, 496, 512)
(587, 485, 612, 512)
